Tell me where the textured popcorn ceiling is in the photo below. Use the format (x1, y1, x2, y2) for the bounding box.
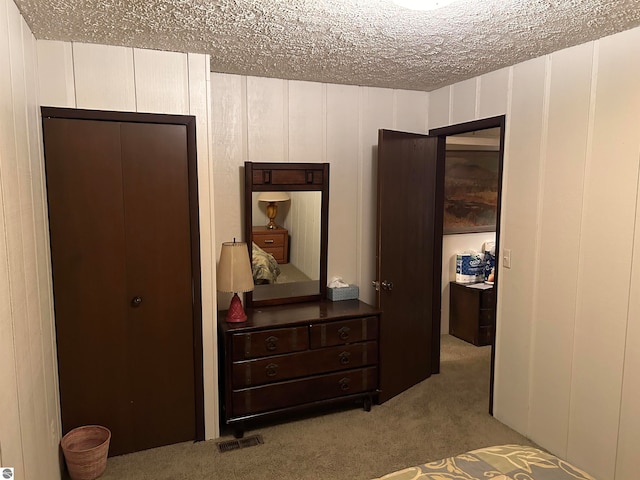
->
(14, 0, 640, 91)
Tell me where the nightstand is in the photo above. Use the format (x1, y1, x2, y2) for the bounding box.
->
(252, 226, 289, 264)
(449, 281, 495, 346)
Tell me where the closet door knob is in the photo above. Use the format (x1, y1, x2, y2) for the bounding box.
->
(131, 296, 143, 307)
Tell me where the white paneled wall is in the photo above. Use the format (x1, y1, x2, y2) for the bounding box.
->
(209, 24, 640, 480)
(286, 191, 321, 279)
(618, 177, 640, 479)
(73, 43, 136, 111)
(3, 2, 639, 479)
(36, 40, 219, 444)
(495, 55, 547, 435)
(326, 84, 360, 282)
(211, 78, 431, 306)
(420, 28, 640, 479)
(528, 42, 593, 456)
(567, 29, 640, 478)
(0, 0, 60, 478)
(439, 28, 640, 480)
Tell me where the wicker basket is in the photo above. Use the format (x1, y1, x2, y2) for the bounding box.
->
(61, 425, 111, 480)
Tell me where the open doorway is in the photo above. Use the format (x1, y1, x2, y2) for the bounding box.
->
(430, 116, 506, 414)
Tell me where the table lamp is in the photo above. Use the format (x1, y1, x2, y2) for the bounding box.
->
(217, 241, 254, 322)
(257, 191, 290, 229)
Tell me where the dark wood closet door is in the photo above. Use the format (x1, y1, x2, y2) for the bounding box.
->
(376, 130, 444, 403)
(44, 114, 199, 456)
(120, 123, 195, 451)
(43, 118, 134, 453)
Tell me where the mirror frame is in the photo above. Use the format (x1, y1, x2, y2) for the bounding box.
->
(244, 161, 330, 308)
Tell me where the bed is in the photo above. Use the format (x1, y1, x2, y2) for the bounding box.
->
(372, 445, 596, 480)
(251, 242, 280, 284)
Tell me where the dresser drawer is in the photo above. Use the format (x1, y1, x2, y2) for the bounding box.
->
(231, 341, 378, 388)
(253, 232, 285, 248)
(480, 288, 495, 308)
(479, 325, 493, 345)
(310, 316, 378, 348)
(231, 367, 377, 417)
(261, 246, 285, 261)
(231, 326, 309, 361)
(479, 308, 494, 326)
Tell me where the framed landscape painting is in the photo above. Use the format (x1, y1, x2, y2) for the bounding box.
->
(443, 150, 499, 234)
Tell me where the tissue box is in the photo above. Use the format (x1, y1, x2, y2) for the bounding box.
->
(327, 284, 359, 301)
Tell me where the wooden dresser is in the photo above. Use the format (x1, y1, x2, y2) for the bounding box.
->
(449, 281, 495, 346)
(218, 300, 380, 437)
(252, 226, 289, 263)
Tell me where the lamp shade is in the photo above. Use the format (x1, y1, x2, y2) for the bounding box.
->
(217, 242, 254, 293)
(257, 191, 290, 202)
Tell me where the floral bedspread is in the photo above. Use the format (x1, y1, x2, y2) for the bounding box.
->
(373, 445, 596, 480)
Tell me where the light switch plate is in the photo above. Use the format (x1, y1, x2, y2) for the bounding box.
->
(503, 249, 512, 269)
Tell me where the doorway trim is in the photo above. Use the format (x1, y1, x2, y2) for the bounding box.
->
(41, 106, 205, 440)
(429, 115, 506, 415)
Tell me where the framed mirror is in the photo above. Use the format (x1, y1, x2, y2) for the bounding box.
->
(244, 162, 329, 307)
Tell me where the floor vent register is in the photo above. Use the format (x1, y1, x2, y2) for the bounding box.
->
(216, 434, 264, 453)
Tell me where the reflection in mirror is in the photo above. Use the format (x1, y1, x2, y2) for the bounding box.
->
(251, 191, 322, 302)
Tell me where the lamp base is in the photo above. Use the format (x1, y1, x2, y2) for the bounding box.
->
(226, 293, 248, 323)
(266, 202, 278, 229)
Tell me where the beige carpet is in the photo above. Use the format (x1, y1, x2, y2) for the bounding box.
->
(92, 335, 535, 480)
(276, 263, 312, 283)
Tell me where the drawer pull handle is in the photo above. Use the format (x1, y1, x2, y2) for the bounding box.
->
(263, 239, 274, 244)
(265, 363, 278, 377)
(339, 351, 351, 365)
(339, 378, 350, 391)
(265, 336, 278, 351)
(338, 326, 350, 341)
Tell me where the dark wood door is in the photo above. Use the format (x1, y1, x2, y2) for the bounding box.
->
(376, 129, 444, 403)
(44, 115, 200, 456)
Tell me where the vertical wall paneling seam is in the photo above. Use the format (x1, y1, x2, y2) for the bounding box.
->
(70, 42, 77, 107)
(283, 80, 289, 162)
(0, 0, 15, 468)
(424, 90, 429, 133)
(321, 83, 327, 164)
(561, 42, 596, 458)
(613, 148, 640, 480)
(241, 76, 248, 161)
(32, 36, 60, 438)
(447, 86, 453, 125)
(356, 87, 365, 286)
(4, 1, 28, 469)
(392, 89, 398, 128)
(474, 77, 481, 119)
(493, 65, 514, 401)
(204, 60, 220, 438)
(14, 18, 38, 432)
(567, 39, 600, 456)
(131, 47, 138, 112)
(527, 54, 552, 433)
(22, 26, 49, 445)
(186, 53, 191, 115)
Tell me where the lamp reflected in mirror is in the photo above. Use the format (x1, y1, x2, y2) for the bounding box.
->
(257, 191, 290, 229)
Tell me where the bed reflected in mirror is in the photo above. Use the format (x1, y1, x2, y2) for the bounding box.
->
(251, 191, 322, 302)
